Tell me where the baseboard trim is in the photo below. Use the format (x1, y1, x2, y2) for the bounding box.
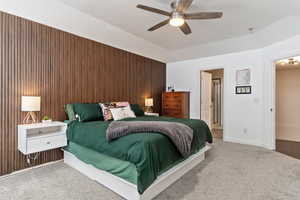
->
(261, 143, 275, 150)
(223, 136, 263, 148)
(0, 160, 63, 181)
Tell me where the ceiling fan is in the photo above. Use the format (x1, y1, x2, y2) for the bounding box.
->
(137, 0, 223, 35)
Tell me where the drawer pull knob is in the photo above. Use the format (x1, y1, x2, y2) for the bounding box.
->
(46, 141, 51, 145)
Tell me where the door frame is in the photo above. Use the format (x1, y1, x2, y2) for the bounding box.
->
(264, 49, 300, 150)
(200, 68, 225, 139)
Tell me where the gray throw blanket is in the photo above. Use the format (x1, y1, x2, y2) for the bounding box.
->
(106, 121, 194, 157)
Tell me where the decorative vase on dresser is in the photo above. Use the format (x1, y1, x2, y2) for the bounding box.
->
(162, 92, 190, 118)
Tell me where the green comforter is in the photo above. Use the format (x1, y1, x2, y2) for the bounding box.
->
(66, 116, 212, 194)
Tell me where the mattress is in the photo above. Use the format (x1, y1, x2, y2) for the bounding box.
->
(66, 116, 212, 194)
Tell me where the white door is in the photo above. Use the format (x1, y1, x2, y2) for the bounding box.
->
(201, 71, 212, 129)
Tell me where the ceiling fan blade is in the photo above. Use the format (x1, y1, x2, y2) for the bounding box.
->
(179, 22, 192, 35)
(148, 19, 170, 31)
(184, 12, 223, 20)
(137, 4, 171, 17)
(176, 0, 194, 12)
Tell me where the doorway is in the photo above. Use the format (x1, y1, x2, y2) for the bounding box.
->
(201, 69, 224, 140)
(275, 56, 300, 159)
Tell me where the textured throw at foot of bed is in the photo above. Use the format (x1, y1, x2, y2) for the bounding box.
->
(107, 121, 193, 157)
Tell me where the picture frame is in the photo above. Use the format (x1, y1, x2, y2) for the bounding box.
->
(236, 69, 251, 85)
(236, 86, 251, 94)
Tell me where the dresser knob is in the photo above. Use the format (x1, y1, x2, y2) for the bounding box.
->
(46, 141, 51, 145)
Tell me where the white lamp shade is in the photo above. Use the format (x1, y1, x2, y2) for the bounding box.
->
(21, 96, 41, 112)
(145, 98, 153, 107)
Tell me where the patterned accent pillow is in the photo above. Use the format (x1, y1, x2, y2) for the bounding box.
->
(110, 106, 136, 121)
(99, 102, 129, 121)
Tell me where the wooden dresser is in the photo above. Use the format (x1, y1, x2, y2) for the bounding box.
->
(162, 92, 190, 118)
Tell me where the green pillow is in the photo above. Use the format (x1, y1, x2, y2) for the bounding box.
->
(64, 104, 76, 121)
(73, 103, 103, 122)
(130, 104, 145, 116)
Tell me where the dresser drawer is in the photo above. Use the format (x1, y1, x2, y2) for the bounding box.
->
(163, 108, 181, 112)
(164, 95, 183, 101)
(27, 134, 67, 154)
(163, 104, 182, 110)
(164, 93, 183, 97)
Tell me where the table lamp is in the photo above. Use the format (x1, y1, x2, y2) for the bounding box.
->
(145, 98, 153, 113)
(21, 96, 41, 124)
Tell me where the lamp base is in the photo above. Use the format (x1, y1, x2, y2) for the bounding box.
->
(145, 106, 153, 113)
(23, 112, 38, 124)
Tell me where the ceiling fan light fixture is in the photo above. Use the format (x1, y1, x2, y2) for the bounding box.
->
(169, 13, 185, 27)
(137, 0, 223, 35)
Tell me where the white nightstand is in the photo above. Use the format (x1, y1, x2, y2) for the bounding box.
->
(18, 121, 67, 156)
(145, 112, 159, 117)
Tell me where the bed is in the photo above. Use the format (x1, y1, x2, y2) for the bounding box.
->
(63, 115, 212, 200)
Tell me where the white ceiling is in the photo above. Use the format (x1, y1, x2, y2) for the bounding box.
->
(58, 0, 300, 61)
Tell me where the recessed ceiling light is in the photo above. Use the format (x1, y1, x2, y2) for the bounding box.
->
(277, 57, 300, 65)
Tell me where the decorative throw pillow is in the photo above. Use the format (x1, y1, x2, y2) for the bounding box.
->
(110, 106, 136, 121)
(130, 104, 145, 116)
(99, 102, 130, 121)
(73, 103, 103, 122)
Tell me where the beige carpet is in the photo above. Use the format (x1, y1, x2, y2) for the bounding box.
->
(1, 140, 300, 200)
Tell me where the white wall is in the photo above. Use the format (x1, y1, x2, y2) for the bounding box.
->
(167, 49, 265, 147)
(0, 0, 169, 62)
(167, 35, 300, 149)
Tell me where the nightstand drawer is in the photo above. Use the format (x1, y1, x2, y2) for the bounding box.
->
(27, 134, 67, 154)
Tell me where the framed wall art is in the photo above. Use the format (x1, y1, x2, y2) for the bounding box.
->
(236, 69, 251, 85)
(236, 86, 252, 94)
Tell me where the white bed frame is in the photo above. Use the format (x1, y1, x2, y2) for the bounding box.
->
(64, 146, 210, 200)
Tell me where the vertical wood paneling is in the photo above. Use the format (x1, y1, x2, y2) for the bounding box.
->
(0, 11, 166, 176)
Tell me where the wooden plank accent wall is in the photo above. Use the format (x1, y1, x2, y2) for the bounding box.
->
(0, 11, 166, 176)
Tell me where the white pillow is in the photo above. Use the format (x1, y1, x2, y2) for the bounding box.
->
(110, 106, 136, 121)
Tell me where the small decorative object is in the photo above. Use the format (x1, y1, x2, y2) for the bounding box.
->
(167, 85, 175, 92)
(21, 96, 41, 124)
(236, 69, 251, 85)
(145, 98, 154, 113)
(42, 116, 52, 123)
(236, 86, 252, 94)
